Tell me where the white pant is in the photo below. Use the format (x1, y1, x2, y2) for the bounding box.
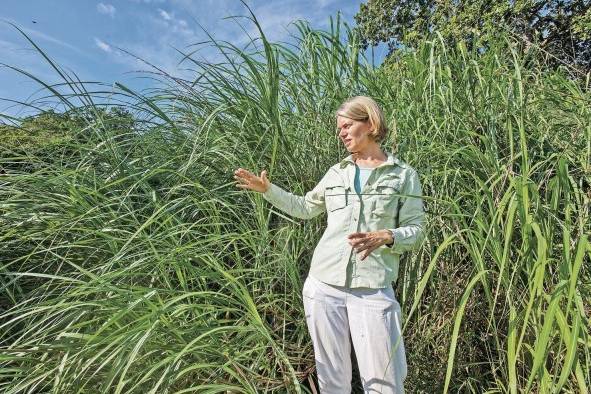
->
(302, 275, 407, 394)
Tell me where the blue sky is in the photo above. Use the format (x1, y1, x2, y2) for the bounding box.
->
(0, 0, 388, 119)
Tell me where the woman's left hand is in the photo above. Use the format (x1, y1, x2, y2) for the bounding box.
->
(348, 230, 393, 260)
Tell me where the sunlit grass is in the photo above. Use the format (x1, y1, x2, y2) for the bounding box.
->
(1, 3, 589, 393)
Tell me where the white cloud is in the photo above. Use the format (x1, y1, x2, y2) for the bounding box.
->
(158, 9, 173, 21)
(0, 37, 90, 118)
(154, 9, 196, 40)
(2, 18, 89, 57)
(94, 38, 112, 53)
(97, 3, 116, 17)
(89, 0, 361, 81)
(107, 2, 304, 77)
(166, 0, 339, 48)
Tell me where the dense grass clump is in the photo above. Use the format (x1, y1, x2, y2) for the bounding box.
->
(1, 7, 589, 394)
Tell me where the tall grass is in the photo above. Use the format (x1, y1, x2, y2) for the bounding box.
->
(1, 4, 590, 393)
(379, 34, 590, 393)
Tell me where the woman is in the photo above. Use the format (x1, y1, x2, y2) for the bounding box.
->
(233, 96, 425, 393)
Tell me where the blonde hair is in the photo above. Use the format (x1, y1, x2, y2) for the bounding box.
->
(335, 96, 388, 143)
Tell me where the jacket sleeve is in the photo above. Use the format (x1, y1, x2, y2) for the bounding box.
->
(387, 168, 426, 253)
(261, 169, 331, 220)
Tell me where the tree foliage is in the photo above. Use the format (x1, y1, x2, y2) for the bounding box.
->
(354, 0, 591, 74)
(0, 107, 136, 173)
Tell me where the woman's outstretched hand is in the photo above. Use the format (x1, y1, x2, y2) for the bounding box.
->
(234, 168, 270, 193)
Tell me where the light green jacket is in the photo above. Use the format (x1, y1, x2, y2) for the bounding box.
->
(262, 151, 426, 288)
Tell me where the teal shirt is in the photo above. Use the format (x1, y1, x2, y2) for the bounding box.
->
(354, 164, 374, 195)
(349, 164, 375, 283)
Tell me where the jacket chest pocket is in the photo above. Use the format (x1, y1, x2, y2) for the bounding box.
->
(371, 176, 402, 211)
(365, 175, 402, 229)
(324, 184, 348, 212)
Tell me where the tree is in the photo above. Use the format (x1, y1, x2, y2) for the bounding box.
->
(354, 0, 591, 74)
(0, 106, 137, 173)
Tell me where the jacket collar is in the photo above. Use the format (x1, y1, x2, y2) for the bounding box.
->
(339, 150, 400, 169)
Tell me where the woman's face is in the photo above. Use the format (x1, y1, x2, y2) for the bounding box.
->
(336, 115, 374, 153)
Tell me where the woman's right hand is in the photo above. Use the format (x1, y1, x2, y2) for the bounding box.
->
(234, 168, 270, 193)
